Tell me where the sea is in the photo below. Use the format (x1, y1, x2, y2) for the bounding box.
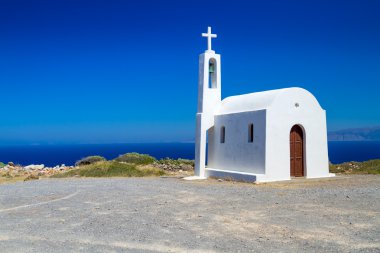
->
(0, 141, 379, 167)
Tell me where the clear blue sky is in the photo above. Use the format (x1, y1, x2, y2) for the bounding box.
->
(0, 0, 379, 144)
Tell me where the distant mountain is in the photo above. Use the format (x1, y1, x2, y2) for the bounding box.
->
(328, 126, 380, 141)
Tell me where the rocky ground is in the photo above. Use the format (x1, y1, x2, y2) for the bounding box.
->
(329, 159, 380, 174)
(0, 157, 194, 183)
(152, 158, 194, 177)
(1, 157, 378, 184)
(0, 175, 379, 252)
(0, 162, 73, 183)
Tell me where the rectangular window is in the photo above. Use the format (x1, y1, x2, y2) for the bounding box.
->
(220, 126, 225, 143)
(248, 124, 254, 143)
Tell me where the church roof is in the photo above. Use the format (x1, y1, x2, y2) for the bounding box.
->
(217, 87, 321, 114)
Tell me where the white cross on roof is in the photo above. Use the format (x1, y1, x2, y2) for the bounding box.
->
(202, 26, 217, 52)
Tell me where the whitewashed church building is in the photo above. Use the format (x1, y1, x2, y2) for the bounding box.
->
(191, 27, 334, 182)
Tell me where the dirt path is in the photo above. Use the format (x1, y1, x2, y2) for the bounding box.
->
(0, 175, 379, 252)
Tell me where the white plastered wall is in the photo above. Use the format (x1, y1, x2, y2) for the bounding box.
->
(207, 110, 266, 174)
(265, 88, 330, 181)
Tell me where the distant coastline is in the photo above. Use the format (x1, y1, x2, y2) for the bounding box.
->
(0, 141, 380, 167)
(328, 126, 380, 141)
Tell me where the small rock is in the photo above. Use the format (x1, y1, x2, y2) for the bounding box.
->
(218, 179, 223, 182)
(24, 164, 45, 170)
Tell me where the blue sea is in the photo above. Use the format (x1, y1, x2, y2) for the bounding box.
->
(0, 142, 379, 167)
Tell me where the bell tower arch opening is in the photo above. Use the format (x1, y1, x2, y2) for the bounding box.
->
(208, 58, 217, 89)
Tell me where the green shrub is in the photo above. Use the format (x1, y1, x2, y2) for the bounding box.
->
(154, 158, 194, 171)
(0, 162, 5, 169)
(75, 156, 106, 167)
(114, 152, 156, 165)
(52, 161, 164, 178)
(157, 158, 194, 166)
(330, 159, 380, 174)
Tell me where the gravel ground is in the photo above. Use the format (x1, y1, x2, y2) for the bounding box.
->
(0, 175, 379, 253)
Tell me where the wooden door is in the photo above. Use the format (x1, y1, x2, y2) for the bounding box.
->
(290, 125, 304, 177)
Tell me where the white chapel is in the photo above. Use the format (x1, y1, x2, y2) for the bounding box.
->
(192, 27, 334, 182)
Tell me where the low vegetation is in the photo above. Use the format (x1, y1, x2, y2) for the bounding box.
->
(113, 152, 157, 165)
(50, 154, 195, 179)
(2, 152, 380, 184)
(75, 156, 106, 166)
(156, 158, 194, 167)
(52, 161, 164, 178)
(0, 169, 30, 184)
(24, 174, 40, 181)
(0, 153, 194, 184)
(330, 159, 380, 174)
(154, 158, 194, 172)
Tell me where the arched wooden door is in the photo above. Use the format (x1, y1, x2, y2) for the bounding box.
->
(290, 125, 304, 177)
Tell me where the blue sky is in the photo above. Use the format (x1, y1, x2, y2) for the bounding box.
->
(0, 0, 379, 144)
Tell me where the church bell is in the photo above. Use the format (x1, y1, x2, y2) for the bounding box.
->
(209, 62, 215, 73)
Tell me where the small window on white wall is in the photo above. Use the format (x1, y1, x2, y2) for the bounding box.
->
(220, 126, 225, 143)
(248, 124, 254, 143)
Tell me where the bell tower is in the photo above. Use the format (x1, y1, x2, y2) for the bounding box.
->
(194, 27, 221, 178)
